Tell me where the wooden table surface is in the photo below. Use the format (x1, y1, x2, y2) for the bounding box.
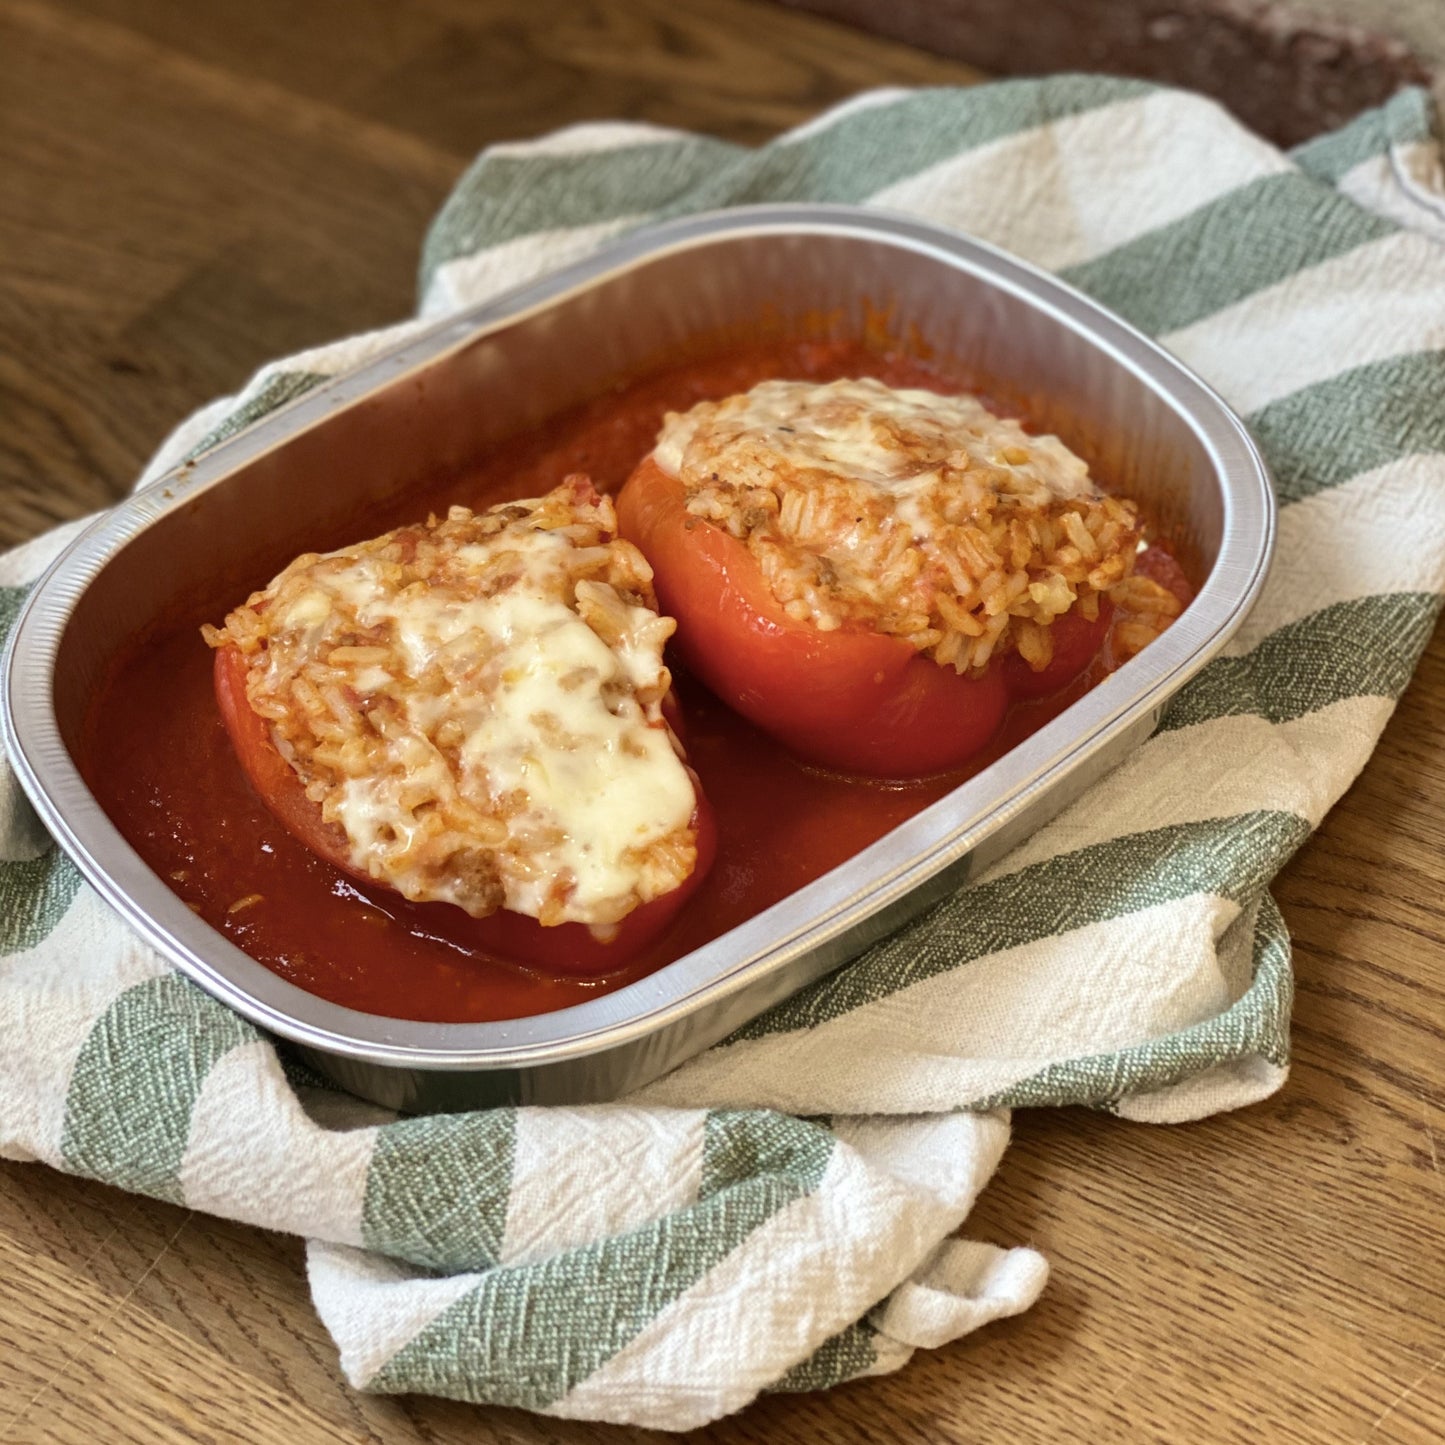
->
(2, 2, 1443, 1441)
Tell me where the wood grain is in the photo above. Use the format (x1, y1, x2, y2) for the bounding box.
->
(0, 0, 982, 549)
(1, 2, 1442, 1441)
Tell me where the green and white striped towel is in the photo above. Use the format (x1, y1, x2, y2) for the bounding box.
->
(3, 77, 1444, 1429)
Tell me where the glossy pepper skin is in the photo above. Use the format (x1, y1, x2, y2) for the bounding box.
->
(617, 457, 1111, 778)
(213, 643, 715, 975)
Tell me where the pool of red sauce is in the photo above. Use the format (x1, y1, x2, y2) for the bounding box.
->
(83, 340, 1194, 1024)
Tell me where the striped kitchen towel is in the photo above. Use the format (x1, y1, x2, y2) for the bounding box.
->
(3, 78, 1444, 1429)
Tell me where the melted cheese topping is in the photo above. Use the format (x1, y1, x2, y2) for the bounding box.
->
(654, 377, 1150, 674)
(654, 378, 1095, 507)
(205, 479, 698, 929)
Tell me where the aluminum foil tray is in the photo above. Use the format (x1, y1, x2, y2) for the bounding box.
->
(2, 206, 1275, 1110)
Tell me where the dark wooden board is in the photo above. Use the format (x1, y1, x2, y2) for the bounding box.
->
(774, 0, 1434, 145)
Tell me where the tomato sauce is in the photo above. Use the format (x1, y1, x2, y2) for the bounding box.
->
(82, 340, 1195, 1024)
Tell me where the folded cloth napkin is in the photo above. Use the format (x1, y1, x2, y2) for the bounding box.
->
(4, 77, 1445, 1430)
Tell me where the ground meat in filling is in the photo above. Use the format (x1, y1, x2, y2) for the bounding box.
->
(653, 377, 1183, 673)
(203, 476, 699, 929)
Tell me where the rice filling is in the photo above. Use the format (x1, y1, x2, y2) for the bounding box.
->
(653, 376, 1182, 673)
(203, 478, 698, 928)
